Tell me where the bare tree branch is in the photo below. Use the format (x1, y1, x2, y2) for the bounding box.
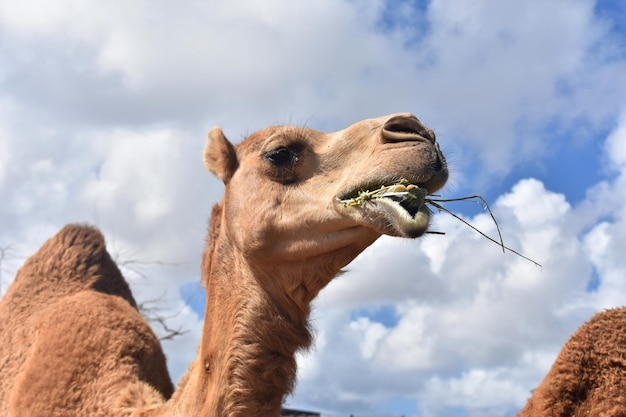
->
(111, 248, 192, 341)
(136, 294, 191, 341)
(112, 247, 178, 281)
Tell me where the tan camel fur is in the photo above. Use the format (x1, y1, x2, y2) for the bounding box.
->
(0, 225, 174, 416)
(518, 307, 626, 416)
(0, 113, 448, 417)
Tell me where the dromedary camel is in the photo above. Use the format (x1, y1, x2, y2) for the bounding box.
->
(518, 307, 626, 416)
(0, 113, 449, 417)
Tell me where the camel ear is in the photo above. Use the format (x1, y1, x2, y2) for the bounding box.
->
(204, 127, 238, 184)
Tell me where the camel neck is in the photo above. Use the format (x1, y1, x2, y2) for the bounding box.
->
(173, 215, 315, 417)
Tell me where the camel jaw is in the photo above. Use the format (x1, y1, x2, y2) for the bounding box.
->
(335, 180, 433, 238)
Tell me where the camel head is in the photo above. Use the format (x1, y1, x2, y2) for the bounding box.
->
(203, 113, 448, 272)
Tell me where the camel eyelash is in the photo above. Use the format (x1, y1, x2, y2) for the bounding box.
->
(263, 147, 299, 167)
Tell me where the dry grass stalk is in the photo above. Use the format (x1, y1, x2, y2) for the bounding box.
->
(339, 179, 542, 268)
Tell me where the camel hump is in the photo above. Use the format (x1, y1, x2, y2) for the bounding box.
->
(7, 224, 137, 307)
(53, 223, 107, 257)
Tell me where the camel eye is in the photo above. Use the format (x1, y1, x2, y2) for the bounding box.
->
(264, 147, 298, 167)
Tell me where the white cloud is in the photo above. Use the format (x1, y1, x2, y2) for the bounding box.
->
(408, 0, 626, 181)
(349, 317, 389, 360)
(81, 129, 180, 225)
(0, 0, 80, 36)
(419, 368, 529, 417)
(373, 303, 439, 371)
(605, 110, 626, 168)
(0, 110, 11, 189)
(497, 179, 570, 229)
(2, 0, 621, 176)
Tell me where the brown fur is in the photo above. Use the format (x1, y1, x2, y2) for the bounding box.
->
(518, 308, 626, 417)
(0, 114, 448, 416)
(0, 225, 173, 417)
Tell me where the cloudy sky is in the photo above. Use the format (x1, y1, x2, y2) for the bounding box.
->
(1, 1, 626, 416)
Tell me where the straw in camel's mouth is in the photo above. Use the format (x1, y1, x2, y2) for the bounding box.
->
(336, 178, 543, 265)
(335, 179, 433, 238)
(338, 180, 429, 217)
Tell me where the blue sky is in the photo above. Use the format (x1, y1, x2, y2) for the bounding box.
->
(1, 1, 626, 417)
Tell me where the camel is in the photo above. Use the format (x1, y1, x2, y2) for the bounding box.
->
(518, 307, 626, 416)
(0, 113, 448, 417)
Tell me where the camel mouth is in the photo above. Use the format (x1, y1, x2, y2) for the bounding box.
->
(337, 180, 427, 215)
(335, 179, 434, 238)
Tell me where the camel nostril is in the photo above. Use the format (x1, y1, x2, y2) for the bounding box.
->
(382, 115, 436, 144)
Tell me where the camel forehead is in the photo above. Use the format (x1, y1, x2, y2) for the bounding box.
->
(235, 125, 322, 156)
(237, 126, 299, 149)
